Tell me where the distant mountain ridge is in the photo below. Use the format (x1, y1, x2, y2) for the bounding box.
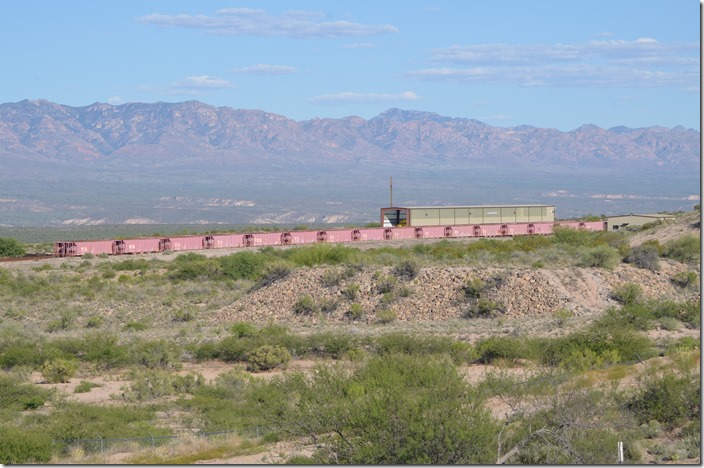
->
(0, 99, 699, 168)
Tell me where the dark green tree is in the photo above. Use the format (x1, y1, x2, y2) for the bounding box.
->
(0, 238, 25, 258)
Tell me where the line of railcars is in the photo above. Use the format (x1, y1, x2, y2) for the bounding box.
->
(53, 204, 606, 257)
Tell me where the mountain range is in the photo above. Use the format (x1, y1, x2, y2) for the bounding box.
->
(0, 99, 699, 167)
(0, 100, 699, 227)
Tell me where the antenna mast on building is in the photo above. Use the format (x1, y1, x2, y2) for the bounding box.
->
(390, 176, 393, 207)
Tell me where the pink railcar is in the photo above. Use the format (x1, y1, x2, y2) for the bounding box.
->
(52, 214, 606, 257)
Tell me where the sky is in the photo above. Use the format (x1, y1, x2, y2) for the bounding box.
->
(0, 0, 699, 131)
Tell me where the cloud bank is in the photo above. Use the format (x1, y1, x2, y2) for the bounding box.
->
(138, 8, 398, 38)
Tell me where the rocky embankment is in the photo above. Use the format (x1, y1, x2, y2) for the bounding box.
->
(211, 259, 698, 325)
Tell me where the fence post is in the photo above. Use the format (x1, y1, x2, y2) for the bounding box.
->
(99, 436, 104, 453)
(617, 441, 624, 464)
(150, 433, 155, 448)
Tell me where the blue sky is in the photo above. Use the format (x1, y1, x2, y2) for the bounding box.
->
(1, 0, 699, 131)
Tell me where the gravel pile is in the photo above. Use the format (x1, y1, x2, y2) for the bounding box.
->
(211, 260, 698, 325)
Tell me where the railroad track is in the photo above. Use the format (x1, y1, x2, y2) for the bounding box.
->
(0, 254, 53, 263)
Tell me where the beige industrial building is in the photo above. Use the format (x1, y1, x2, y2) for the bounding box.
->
(380, 205, 556, 227)
(605, 213, 677, 231)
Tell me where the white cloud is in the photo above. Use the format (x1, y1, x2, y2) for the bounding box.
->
(138, 8, 398, 38)
(232, 64, 296, 75)
(309, 91, 420, 104)
(343, 42, 376, 49)
(172, 75, 234, 89)
(107, 96, 123, 105)
(138, 75, 235, 97)
(406, 38, 698, 89)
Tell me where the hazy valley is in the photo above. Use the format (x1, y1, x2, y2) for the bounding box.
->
(0, 100, 699, 229)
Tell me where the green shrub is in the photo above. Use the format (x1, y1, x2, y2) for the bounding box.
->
(610, 283, 642, 305)
(475, 336, 528, 364)
(85, 315, 104, 328)
(0, 374, 52, 410)
(626, 243, 660, 270)
(0, 237, 26, 257)
(82, 332, 130, 369)
(348, 303, 364, 321)
(578, 245, 619, 269)
(628, 371, 700, 429)
(129, 339, 181, 369)
(375, 275, 397, 294)
(671, 271, 699, 290)
(463, 299, 505, 319)
(392, 260, 420, 280)
(0, 426, 52, 463)
(551, 226, 598, 247)
(286, 244, 358, 267)
(342, 283, 360, 301)
(663, 235, 700, 264)
(111, 258, 151, 271)
(121, 369, 203, 401)
(230, 322, 259, 338)
(220, 252, 266, 280)
(124, 321, 148, 331)
(293, 295, 318, 315)
(173, 308, 197, 322)
(375, 309, 396, 324)
(318, 298, 339, 315)
(74, 380, 101, 393)
(41, 357, 78, 383)
(306, 332, 358, 359)
(462, 278, 486, 299)
(246, 345, 291, 372)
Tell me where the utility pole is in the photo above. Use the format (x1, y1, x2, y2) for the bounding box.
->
(390, 176, 393, 207)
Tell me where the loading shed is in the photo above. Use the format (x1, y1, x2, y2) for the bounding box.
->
(605, 213, 677, 231)
(380, 205, 556, 227)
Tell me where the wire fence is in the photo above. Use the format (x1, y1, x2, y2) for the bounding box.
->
(51, 425, 274, 455)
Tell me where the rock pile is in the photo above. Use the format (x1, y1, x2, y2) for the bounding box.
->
(211, 260, 698, 326)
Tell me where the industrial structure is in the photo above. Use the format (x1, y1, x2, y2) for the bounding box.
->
(380, 205, 555, 228)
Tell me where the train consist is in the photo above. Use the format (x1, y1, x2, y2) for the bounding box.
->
(53, 204, 605, 257)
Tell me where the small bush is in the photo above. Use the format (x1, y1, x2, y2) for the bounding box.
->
(475, 336, 528, 364)
(124, 321, 148, 331)
(463, 299, 505, 319)
(342, 283, 360, 301)
(671, 271, 699, 290)
(462, 278, 486, 299)
(375, 309, 396, 324)
(375, 275, 397, 294)
(626, 243, 660, 270)
(130, 339, 181, 369)
(578, 245, 619, 269)
(85, 316, 103, 328)
(230, 322, 258, 338)
(255, 263, 291, 288)
(610, 282, 643, 305)
(74, 380, 101, 393)
(41, 357, 78, 383)
(628, 371, 700, 429)
(392, 260, 420, 280)
(293, 295, 318, 315)
(348, 303, 364, 321)
(318, 298, 339, 315)
(0, 427, 52, 463)
(246, 345, 291, 372)
(0, 237, 29, 258)
(663, 235, 700, 264)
